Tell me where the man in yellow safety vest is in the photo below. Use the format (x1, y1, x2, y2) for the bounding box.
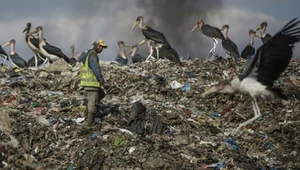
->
(80, 39, 107, 126)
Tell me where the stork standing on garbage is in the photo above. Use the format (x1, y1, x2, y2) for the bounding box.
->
(201, 18, 300, 134)
(80, 39, 107, 126)
(131, 16, 172, 61)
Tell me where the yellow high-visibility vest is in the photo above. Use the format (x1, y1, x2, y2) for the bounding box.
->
(80, 50, 101, 87)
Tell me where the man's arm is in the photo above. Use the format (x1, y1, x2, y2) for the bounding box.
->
(88, 52, 105, 84)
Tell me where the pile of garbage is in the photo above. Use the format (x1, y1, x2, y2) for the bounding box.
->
(1, 58, 300, 169)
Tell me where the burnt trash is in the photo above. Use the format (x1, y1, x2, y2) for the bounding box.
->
(127, 101, 147, 136)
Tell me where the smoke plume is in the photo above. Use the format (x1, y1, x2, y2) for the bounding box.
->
(64, 0, 223, 60)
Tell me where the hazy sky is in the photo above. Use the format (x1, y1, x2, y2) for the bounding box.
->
(0, 0, 300, 64)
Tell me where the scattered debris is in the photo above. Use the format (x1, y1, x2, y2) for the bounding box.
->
(1, 58, 300, 169)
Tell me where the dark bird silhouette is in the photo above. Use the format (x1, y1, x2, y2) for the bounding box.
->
(69, 44, 79, 66)
(126, 44, 147, 64)
(132, 16, 172, 61)
(28, 26, 70, 66)
(201, 18, 300, 133)
(23, 22, 47, 67)
(254, 22, 272, 44)
(139, 39, 182, 66)
(114, 41, 131, 66)
(3, 39, 28, 68)
(191, 20, 225, 60)
(0, 44, 9, 65)
(220, 24, 240, 62)
(241, 30, 257, 60)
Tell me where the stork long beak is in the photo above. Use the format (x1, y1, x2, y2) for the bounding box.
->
(2, 42, 10, 48)
(126, 49, 133, 56)
(123, 43, 131, 47)
(27, 29, 38, 36)
(254, 25, 262, 32)
(200, 86, 219, 98)
(191, 24, 199, 32)
(253, 32, 261, 38)
(138, 39, 146, 47)
(22, 26, 28, 33)
(131, 21, 139, 31)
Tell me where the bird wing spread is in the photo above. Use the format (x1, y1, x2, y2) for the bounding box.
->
(241, 18, 300, 87)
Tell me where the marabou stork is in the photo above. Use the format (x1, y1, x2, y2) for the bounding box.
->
(139, 39, 182, 66)
(2, 39, 28, 68)
(191, 20, 225, 60)
(0, 44, 9, 65)
(220, 24, 240, 62)
(240, 30, 257, 60)
(131, 16, 171, 61)
(23, 22, 47, 67)
(28, 26, 70, 66)
(125, 44, 147, 64)
(254, 22, 272, 44)
(201, 18, 300, 133)
(114, 41, 131, 65)
(69, 44, 79, 66)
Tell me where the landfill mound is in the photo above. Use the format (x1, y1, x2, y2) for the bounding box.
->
(1, 58, 300, 170)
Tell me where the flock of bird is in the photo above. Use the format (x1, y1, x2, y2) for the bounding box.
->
(1, 16, 300, 134)
(0, 16, 273, 69)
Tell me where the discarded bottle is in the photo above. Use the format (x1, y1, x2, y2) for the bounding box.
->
(94, 118, 101, 124)
(216, 162, 226, 170)
(222, 139, 237, 146)
(222, 138, 239, 150)
(90, 133, 100, 140)
(181, 84, 191, 92)
(31, 102, 39, 107)
(187, 72, 193, 78)
(203, 161, 226, 169)
(212, 112, 220, 118)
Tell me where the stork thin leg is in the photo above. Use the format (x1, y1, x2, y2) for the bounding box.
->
(146, 46, 154, 61)
(208, 47, 214, 60)
(234, 98, 261, 133)
(34, 54, 38, 67)
(3, 57, 7, 65)
(156, 47, 159, 59)
(38, 54, 46, 61)
(127, 56, 133, 65)
(42, 58, 48, 67)
(212, 38, 218, 53)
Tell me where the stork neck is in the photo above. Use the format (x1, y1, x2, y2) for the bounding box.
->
(261, 26, 267, 37)
(38, 30, 44, 44)
(25, 27, 30, 41)
(224, 28, 229, 39)
(249, 35, 254, 46)
(120, 47, 125, 58)
(10, 43, 16, 55)
(139, 18, 144, 29)
(131, 48, 137, 56)
(71, 48, 75, 58)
